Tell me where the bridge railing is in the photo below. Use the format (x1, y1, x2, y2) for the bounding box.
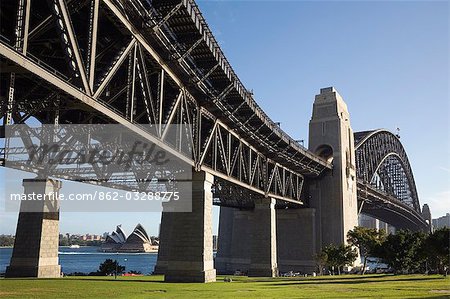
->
(129, 0, 331, 173)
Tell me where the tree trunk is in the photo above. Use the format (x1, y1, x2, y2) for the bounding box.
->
(362, 257, 367, 275)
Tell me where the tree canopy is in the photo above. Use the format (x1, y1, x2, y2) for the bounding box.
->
(322, 244, 358, 275)
(347, 226, 387, 274)
(421, 228, 449, 275)
(97, 259, 125, 276)
(377, 230, 426, 274)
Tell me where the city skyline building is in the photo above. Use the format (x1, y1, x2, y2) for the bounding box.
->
(432, 213, 450, 229)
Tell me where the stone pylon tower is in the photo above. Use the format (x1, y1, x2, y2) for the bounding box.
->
(308, 87, 358, 248)
(421, 204, 432, 232)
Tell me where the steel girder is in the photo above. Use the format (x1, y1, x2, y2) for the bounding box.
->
(355, 129, 420, 213)
(106, 0, 331, 176)
(357, 181, 428, 231)
(0, 0, 327, 205)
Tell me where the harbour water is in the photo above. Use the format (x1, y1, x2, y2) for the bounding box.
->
(1, 247, 386, 275)
(0, 246, 158, 275)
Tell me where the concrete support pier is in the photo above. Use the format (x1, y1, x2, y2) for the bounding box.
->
(277, 208, 317, 274)
(214, 206, 235, 273)
(164, 171, 216, 282)
(215, 207, 251, 274)
(6, 179, 61, 278)
(153, 207, 174, 274)
(248, 198, 278, 277)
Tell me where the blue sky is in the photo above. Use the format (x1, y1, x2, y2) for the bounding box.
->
(1, 1, 449, 236)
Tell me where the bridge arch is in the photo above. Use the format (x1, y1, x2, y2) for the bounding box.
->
(354, 129, 420, 212)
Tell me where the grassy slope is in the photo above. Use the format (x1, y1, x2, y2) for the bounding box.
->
(0, 274, 449, 298)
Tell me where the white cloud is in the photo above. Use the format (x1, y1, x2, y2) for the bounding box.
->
(438, 166, 450, 173)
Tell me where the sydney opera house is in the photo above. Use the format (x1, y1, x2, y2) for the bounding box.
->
(101, 224, 159, 253)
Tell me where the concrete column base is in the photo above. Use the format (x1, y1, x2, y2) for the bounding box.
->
(277, 208, 317, 274)
(165, 268, 216, 283)
(163, 171, 216, 283)
(153, 209, 174, 275)
(215, 257, 250, 275)
(6, 179, 61, 278)
(248, 198, 278, 277)
(215, 206, 234, 274)
(153, 262, 168, 275)
(215, 207, 251, 274)
(248, 265, 278, 277)
(6, 265, 61, 278)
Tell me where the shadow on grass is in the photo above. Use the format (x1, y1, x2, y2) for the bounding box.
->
(2, 277, 165, 284)
(267, 276, 447, 286)
(67, 278, 166, 283)
(273, 274, 393, 281)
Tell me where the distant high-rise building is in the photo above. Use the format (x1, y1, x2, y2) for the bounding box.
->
(358, 214, 395, 234)
(432, 213, 450, 229)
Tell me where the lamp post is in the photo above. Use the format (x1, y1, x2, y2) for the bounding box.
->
(124, 258, 128, 275)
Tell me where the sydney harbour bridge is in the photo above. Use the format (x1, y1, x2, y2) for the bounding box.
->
(0, 0, 430, 282)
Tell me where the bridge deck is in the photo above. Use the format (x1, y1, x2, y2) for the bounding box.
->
(0, 0, 334, 205)
(139, 0, 331, 176)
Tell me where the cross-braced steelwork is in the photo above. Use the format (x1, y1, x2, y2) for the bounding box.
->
(354, 130, 427, 231)
(355, 129, 419, 211)
(0, 0, 331, 206)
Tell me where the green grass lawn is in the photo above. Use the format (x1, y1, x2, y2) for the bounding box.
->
(0, 274, 449, 298)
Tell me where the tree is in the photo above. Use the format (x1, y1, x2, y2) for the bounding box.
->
(378, 230, 426, 274)
(0, 235, 15, 247)
(59, 234, 69, 246)
(323, 244, 358, 275)
(347, 226, 387, 274)
(98, 259, 125, 276)
(314, 251, 328, 275)
(423, 228, 449, 275)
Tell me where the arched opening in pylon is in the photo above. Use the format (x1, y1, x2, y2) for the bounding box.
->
(315, 144, 334, 163)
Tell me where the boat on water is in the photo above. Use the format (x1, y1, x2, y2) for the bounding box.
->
(69, 244, 80, 249)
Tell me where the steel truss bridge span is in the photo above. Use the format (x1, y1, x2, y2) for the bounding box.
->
(354, 129, 428, 231)
(0, 0, 428, 228)
(0, 0, 331, 206)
